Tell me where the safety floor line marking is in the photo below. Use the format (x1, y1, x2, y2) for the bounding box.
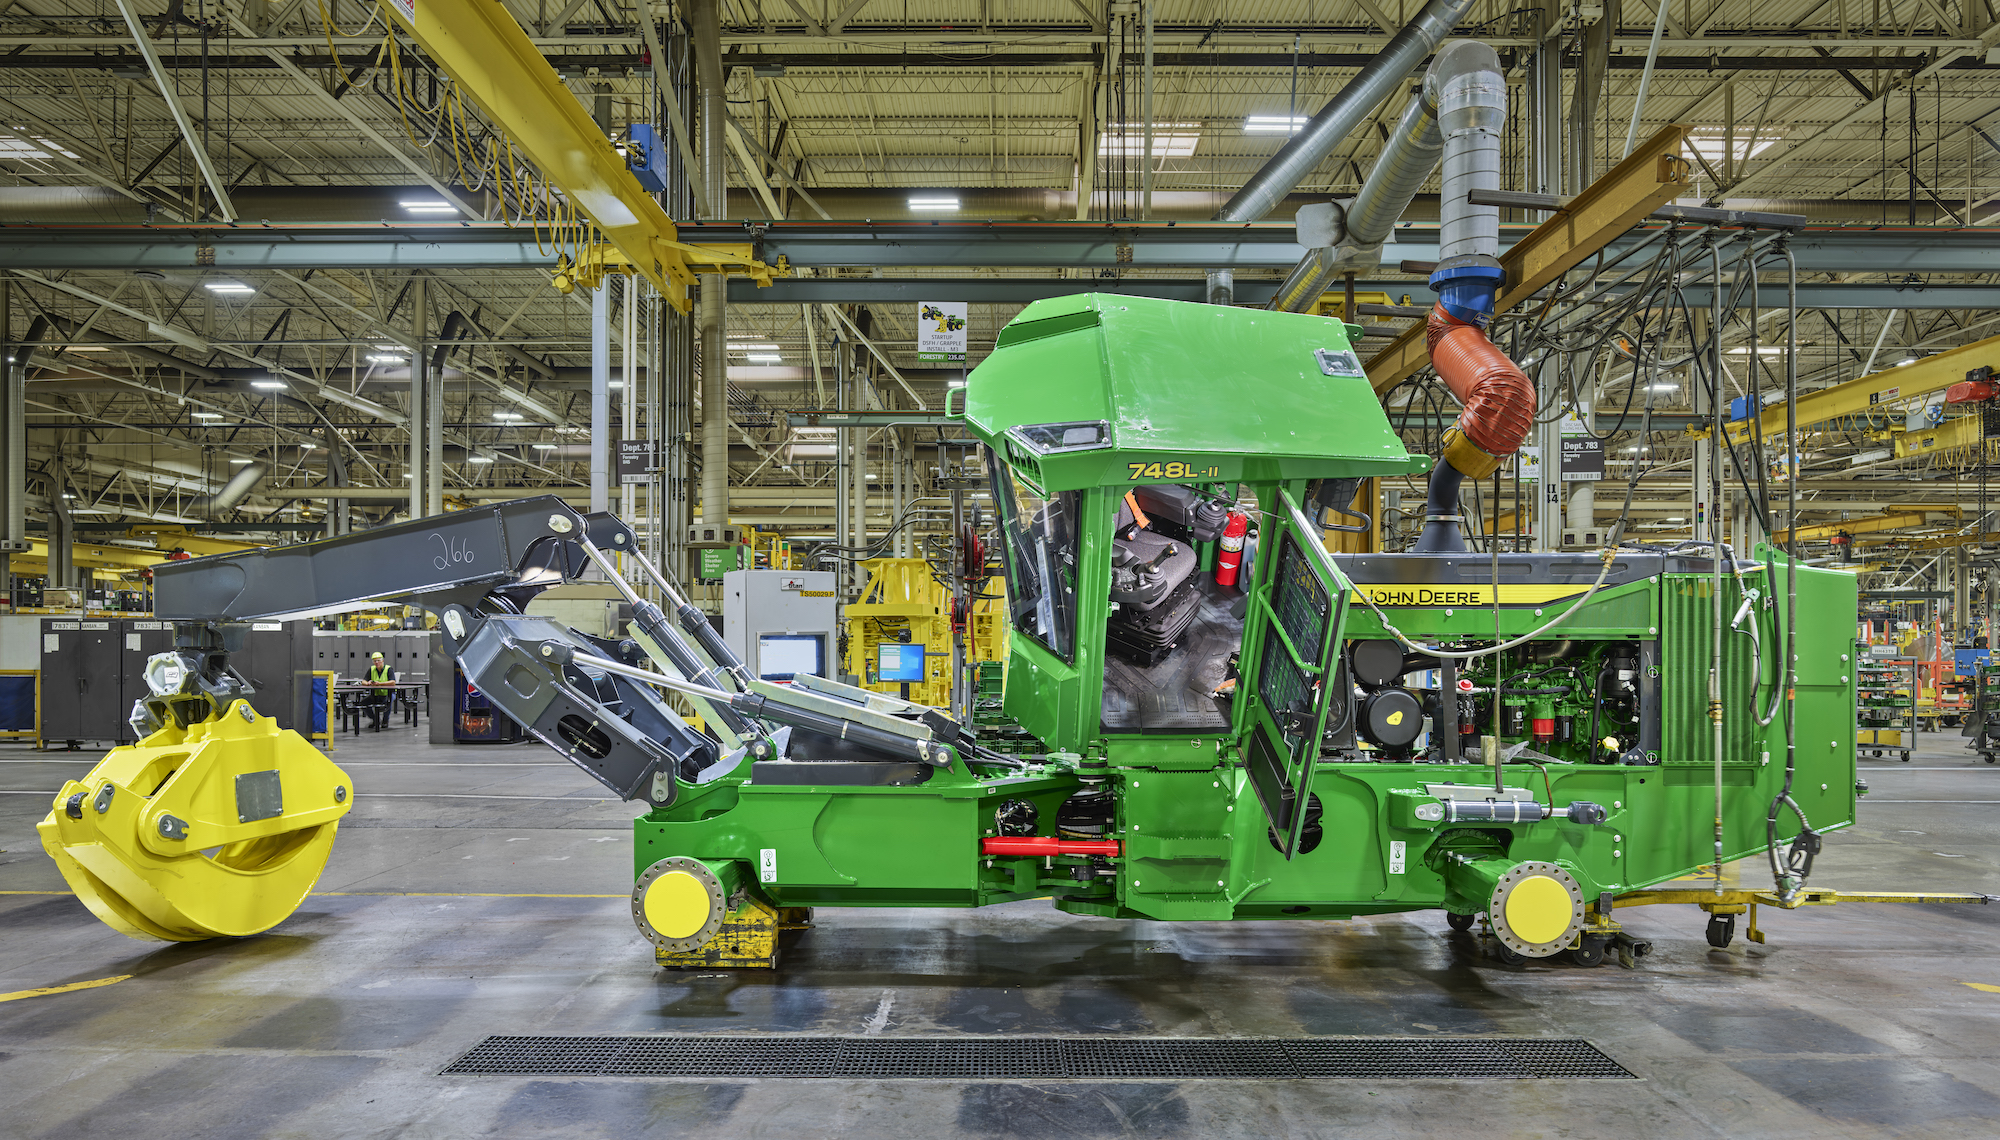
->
(314, 891, 625, 898)
(0, 791, 613, 801)
(0, 760, 560, 766)
(0, 889, 621, 899)
(1866, 799, 2000, 803)
(0, 975, 131, 1002)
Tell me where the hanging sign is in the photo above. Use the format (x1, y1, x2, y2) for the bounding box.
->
(617, 439, 659, 483)
(917, 301, 968, 362)
(1559, 416, 1604, 482)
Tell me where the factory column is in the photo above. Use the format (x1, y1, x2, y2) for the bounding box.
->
(408, 272, 428, 520)
(591, 279, 611, 516)
(692, 0, 727, 531)
(0, 283, 24, 593)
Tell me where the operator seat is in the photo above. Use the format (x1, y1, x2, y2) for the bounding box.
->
(1110, 496, 1198, 611)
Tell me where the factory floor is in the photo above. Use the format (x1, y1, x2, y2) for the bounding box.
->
(3, 729, 1998, 1139)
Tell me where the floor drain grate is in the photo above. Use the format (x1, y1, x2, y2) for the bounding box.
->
(441, 1036, 1635, 1080)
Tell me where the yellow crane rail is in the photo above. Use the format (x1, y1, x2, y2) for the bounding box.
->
(1771, 509, 1948, 545)
(1725, 331, 2000, 446)
(375, 0, 771, 308)
(1366, 124, 1690, 393)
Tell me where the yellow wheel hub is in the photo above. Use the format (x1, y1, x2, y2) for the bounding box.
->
(643, 871, 714, 939)
(1503, 875, 1574, 944)
(630, 856, 731, 953)
(37, 702, 353, 942)
(1487, 860, 1585, 957)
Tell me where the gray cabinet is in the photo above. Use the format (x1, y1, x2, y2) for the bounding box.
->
(40, 618, 315, 745)
(39, 618, 123, 746)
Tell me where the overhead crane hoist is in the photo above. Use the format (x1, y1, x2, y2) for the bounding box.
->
(373, 0, 779, 302)
(38, 292, 1989, 968)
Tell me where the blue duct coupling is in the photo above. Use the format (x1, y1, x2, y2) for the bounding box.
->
(1428, 260, 1505, 327)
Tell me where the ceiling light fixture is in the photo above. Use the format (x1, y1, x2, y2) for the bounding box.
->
(250, 379, 286, 390)
(493, 412, 524, 420)
(908, 197, 960, 211)
(205, 281, 254, 294)
(1098, 121, 1202, 157)
(467, 454, 495, 463)
(400, 200, 459, 213)
(729, 343, 781, 351)
(531, 443, 558, 451)
(366, 354, 405, 364)
(191, 411, 223, 420)
(1244, 114, 1311, 134)
(745, 353, 783, 363)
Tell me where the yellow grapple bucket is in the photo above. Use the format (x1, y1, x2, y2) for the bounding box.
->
(37, 700, 353, 941)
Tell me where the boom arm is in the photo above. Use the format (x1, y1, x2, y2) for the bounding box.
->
(151, 497, 982, 806)
(154, 497, 731, 804)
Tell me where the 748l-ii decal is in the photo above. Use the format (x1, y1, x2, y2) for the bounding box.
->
(1127, 461, 1221, 481)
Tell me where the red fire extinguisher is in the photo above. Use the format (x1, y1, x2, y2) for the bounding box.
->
(1216, 511, 1248, 588)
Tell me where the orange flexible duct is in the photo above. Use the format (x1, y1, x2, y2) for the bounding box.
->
(1426, 303, 1534, 480)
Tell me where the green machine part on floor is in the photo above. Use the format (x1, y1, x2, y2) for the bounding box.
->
(627, 293, 1861, 968)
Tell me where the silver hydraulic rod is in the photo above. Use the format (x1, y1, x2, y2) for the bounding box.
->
(563, 647, 954, 769)
(614, 533, 754, 688)
(574, 535, 754, 746)
(569, 647, 735, 705)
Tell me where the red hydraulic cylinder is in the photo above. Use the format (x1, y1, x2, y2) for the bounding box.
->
(979, 837, 1123, 857)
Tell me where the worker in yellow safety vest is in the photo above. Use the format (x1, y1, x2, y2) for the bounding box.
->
(363, 651, 396, 730)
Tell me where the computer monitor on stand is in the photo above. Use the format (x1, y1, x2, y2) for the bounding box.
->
(877, 642, 925, 700)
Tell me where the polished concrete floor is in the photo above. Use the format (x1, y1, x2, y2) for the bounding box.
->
(3, 724, 1999, 1139)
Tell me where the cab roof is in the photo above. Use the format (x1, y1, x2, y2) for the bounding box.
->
(960, 293, 1428, 491)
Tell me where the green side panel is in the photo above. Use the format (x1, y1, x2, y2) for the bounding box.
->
(1002, 637, 1085, 755)
(962, 294, 1427, 491)
(1658, 575, 1757, 765)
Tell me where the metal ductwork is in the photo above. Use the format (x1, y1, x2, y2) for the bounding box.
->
(1270, 88, 1443, 313)
(1207, 0, 1476, 304)
(40, 315, 222, 381)
(189, 459, 269, 516)
(1413, 40, 1532, 555)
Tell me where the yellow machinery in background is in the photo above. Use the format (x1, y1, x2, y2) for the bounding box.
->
(965, 574, 1009, 669)
(844, 559, 953, 706)
(843, 559, 1011, 710)
(747, 527, 794, 571)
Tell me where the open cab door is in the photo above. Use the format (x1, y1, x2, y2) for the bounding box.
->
(1240, 488, 1357, 858)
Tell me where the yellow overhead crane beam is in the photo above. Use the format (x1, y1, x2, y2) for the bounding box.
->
(1367, 124, 1691, 393)
(375, 0, 776, 307)
(1770, 510, 1949, 546)
(1851, 529, 2000, 553)
(1725, 332, 2000, 447)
